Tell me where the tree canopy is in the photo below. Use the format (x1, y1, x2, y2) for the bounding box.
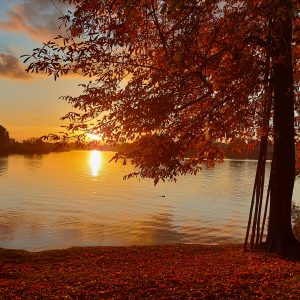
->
(24, 0, 299, 182)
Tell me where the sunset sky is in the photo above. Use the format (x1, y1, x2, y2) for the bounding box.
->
(0, 0, 84, 141)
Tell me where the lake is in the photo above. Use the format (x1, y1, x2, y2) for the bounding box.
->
(0, 151, 299, 251)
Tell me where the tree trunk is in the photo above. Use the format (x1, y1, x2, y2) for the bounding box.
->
(265, 0, 299, 253)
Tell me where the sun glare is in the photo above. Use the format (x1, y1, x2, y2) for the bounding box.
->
(89, 150, 103, 177)
(87, 133, 102, 141)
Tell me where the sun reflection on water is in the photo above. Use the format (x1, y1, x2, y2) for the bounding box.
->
(89, 150, 103, 176)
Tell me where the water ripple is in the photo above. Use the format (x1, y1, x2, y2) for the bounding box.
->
(0, 152, 299, 251)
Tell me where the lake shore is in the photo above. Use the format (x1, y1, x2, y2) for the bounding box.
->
(0, 244, 299, 299)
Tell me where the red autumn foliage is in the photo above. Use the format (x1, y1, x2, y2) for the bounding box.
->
(23, 0, 300, 182)
(0, 245, 299, 299)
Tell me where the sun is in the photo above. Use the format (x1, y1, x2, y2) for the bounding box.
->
(87, 133, 102, 141)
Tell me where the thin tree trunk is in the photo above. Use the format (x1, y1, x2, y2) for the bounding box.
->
(265, 0, 299, 253)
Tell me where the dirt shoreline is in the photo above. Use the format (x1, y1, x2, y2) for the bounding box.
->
(0, 244, 299, 299)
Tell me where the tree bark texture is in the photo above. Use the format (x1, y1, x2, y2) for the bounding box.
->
(266, 0, 299, 252)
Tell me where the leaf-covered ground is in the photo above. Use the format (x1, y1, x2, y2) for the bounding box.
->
(0, 244, 299, 299)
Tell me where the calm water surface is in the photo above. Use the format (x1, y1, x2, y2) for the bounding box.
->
(0, 151, 299, 251)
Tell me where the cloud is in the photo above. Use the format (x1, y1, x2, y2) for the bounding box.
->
(0, 0, 68, 42)
(0, 53, 30, 80)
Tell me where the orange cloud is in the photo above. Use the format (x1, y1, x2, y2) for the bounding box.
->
(0, 0, 67, 42)
(0, 53, 31, 80)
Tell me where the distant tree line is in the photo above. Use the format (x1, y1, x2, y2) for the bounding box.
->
(107, 140, 274, 160)
(219, 140, 274, 160)
(0, 125, 67, 154)
(0, 125, 278, 159)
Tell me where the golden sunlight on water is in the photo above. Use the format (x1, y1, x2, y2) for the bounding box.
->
(89, 150, 103, 176)
(0, 151, 299, 251)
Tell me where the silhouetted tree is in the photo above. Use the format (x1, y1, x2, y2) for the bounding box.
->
(0, 125, 10, 145)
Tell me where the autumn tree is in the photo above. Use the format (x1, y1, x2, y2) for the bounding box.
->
(264, 0, 299, 254)
(24, 0, 300, 254)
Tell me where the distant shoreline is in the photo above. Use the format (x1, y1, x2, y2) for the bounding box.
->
(0, 139, 274, 159)
(0, 148, 266, 160)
